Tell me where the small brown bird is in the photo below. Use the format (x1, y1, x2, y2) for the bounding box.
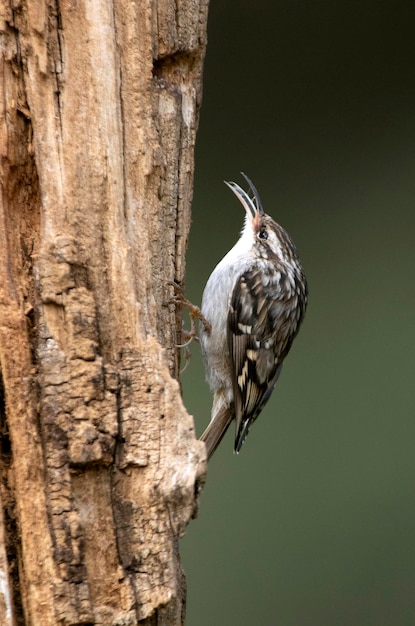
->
(199, 174, 308, 459)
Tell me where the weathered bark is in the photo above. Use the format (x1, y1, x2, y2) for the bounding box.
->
(0, 1, 208, 624)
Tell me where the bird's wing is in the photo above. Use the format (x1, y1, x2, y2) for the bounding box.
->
(228, 265, 286, 452)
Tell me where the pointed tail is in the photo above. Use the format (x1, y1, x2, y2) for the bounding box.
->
(200, 407, 234, 460)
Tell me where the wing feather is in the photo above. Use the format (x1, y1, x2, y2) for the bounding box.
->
(228, 273, 272, 451)
(228, 261, 302, 452)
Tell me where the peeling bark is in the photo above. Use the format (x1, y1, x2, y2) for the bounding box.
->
(0, 1, 208, 624)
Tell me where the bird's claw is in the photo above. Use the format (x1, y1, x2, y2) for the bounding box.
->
(167, 281, 211, 336)
(165, 281, 210, 373)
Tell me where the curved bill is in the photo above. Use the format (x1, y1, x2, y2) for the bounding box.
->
(224, 173, 264, 222)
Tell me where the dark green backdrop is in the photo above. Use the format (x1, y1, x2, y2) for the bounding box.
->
(181, 2, 415, 624)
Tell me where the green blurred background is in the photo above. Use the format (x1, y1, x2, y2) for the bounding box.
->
(180, 2, 415, 624)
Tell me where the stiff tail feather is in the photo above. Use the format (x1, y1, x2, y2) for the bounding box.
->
(200, 407, 234, 460)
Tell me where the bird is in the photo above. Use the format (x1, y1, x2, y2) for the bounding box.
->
(199, 173, 308, 459)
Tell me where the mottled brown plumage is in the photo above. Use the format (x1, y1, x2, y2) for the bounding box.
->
(200, 174, 307, 458)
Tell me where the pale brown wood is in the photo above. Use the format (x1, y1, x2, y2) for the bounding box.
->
(0, 1, 208, 623)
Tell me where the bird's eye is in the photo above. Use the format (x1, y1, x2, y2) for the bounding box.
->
(258, 229, 268, 240)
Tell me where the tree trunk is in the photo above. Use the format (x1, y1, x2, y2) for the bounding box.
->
(0, 1, 208, 624)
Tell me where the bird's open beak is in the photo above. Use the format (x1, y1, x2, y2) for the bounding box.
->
(224, 173, 264, 231)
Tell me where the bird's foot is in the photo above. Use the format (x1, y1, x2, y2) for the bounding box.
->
(166, 281, 211, 373)
(168, 281, 211, 338)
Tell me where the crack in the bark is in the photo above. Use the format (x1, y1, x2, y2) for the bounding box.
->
(111, 3, 128, 224)
(52, 0, 64, 134)
(109, 360, 142, 623)
(0, 370, 25, 625)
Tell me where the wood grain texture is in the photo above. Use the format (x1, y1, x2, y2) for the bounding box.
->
(0, 0, 208, 623)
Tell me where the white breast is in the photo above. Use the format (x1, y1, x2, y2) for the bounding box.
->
(200, 229, 253, 404)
